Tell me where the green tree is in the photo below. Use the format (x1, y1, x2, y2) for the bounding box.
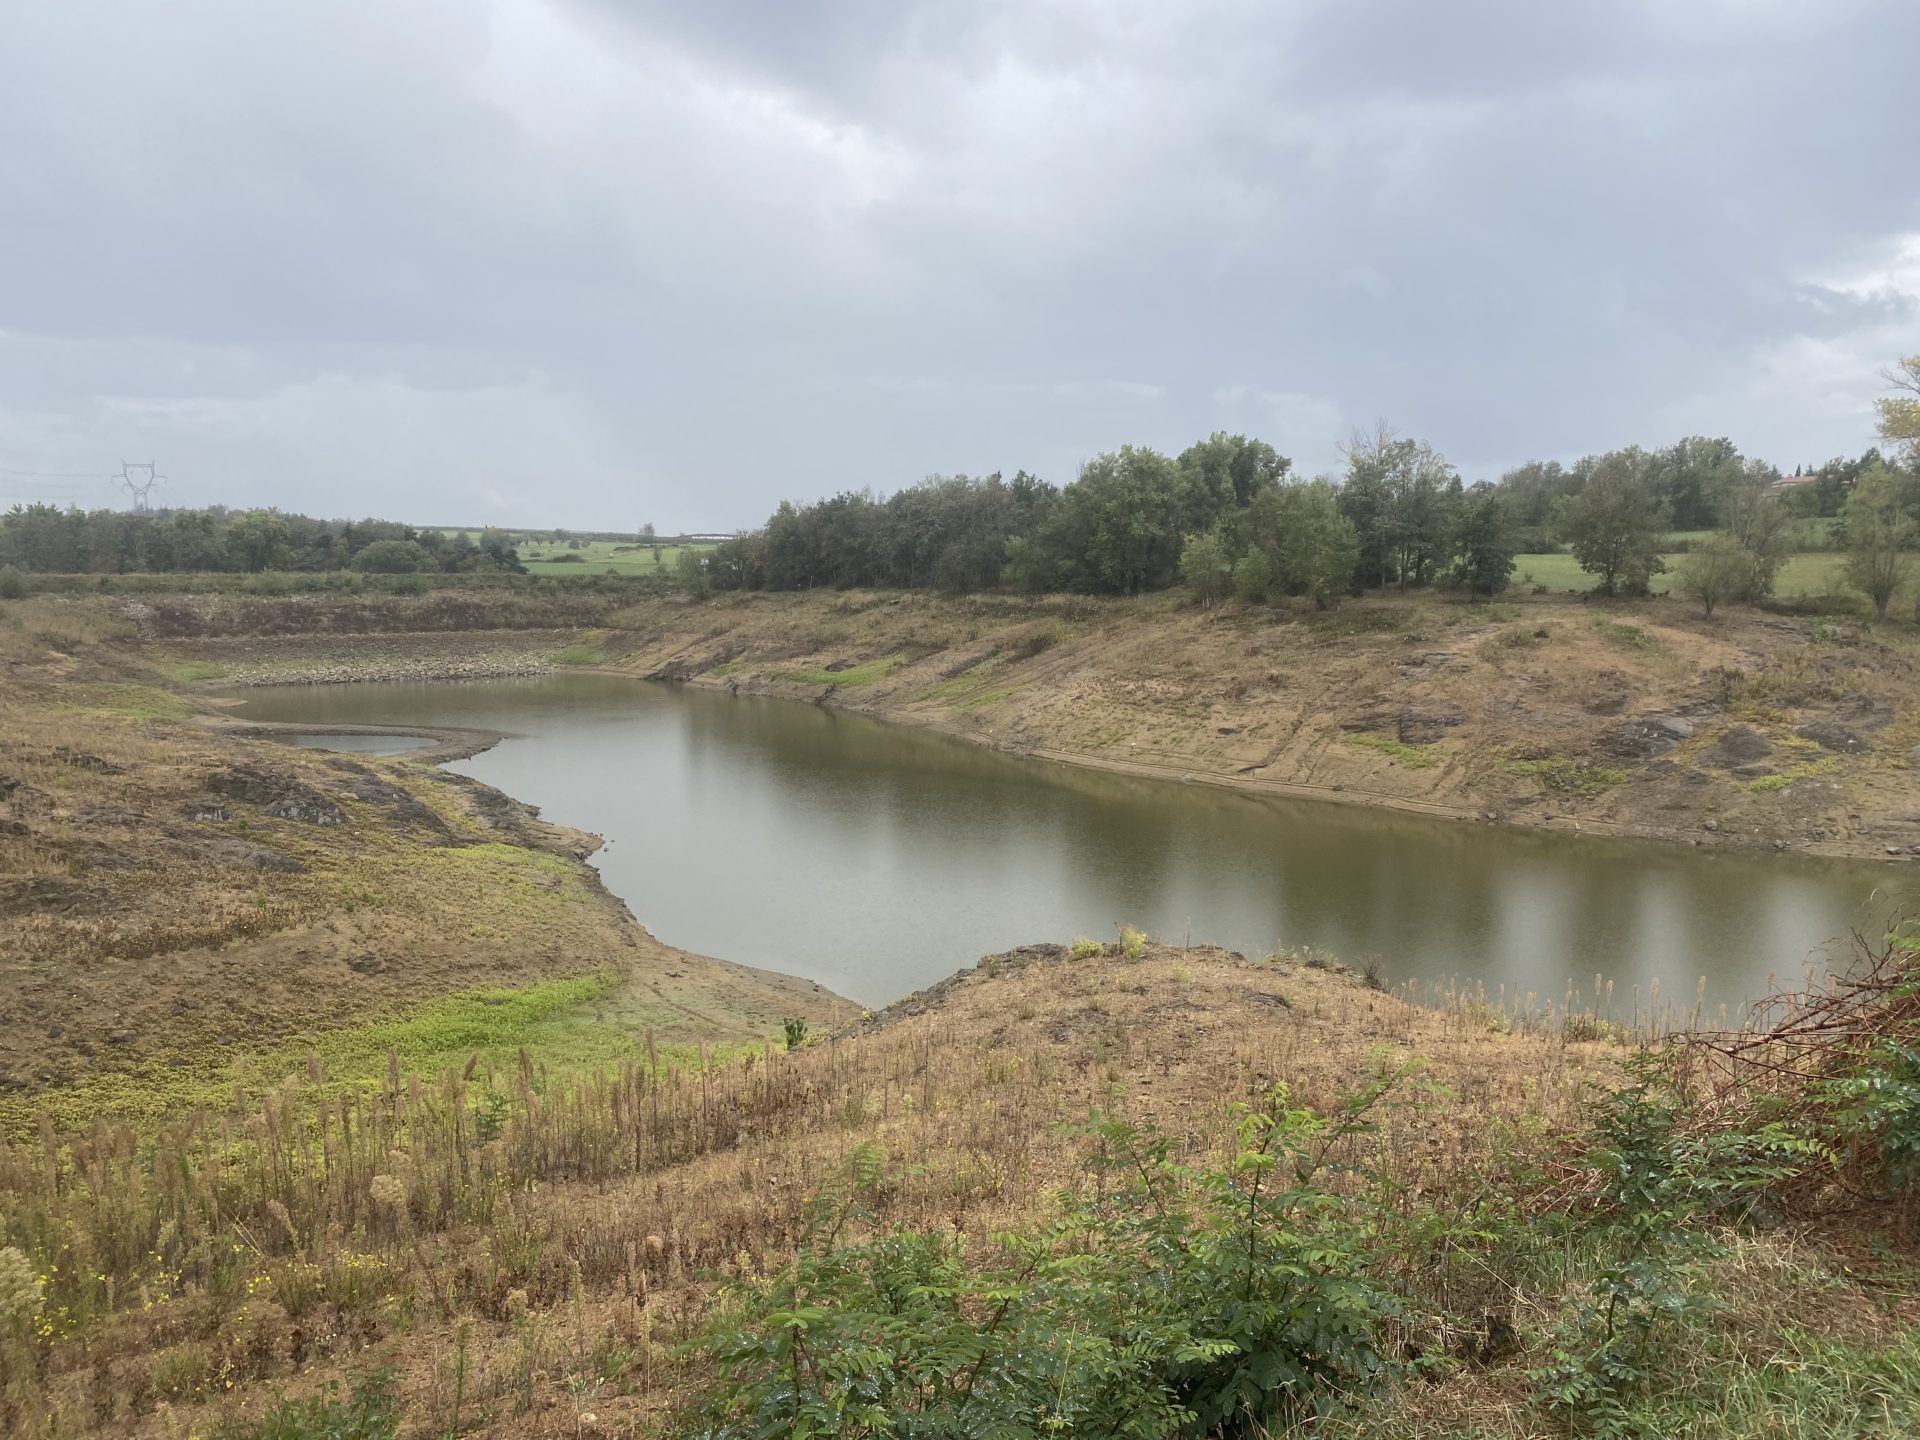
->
(1179, 529, 1231, 608)
(223, 510, 291, 573)
(675, 546, 712, 598)
(1716, 463, 1792, 604)
(349, 538, 432, 573)
(1673, 535, 1747, 618)
(1176, 432, 1290, 524)
(1452, 488, 1516, 599)
(1036, 446, 1188, 594)
(1841, 463, 1914, 620)
(1277, 480, 1362, 608)
(1877, 355, 1920, 466)
(1552, 450, 1670, 596)
(1337, 425, 1458, 590)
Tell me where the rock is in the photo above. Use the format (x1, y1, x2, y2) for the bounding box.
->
(1601, 715, 1694, 760)
(1713, 726, 1774, 766)
(1835, 692, 1895, 731)
(108, 1029, 135, 1045)
(1732, 764, 1779, 780)
(1795, 720, 1869, 754)
(1703, 819, 1719, 832)
(51, 748, 125, 775)
(1398, 704, 1465, 745)
(206, 767, 344, 825)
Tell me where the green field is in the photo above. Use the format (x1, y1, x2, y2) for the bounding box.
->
(513, 537, 714, 576)
(1515, 550, 1849, 597)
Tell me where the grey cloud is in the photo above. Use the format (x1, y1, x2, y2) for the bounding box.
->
(1, 0, 1916, 526)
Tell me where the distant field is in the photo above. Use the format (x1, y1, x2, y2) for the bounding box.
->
(514, 538, 714, 576)
(1515, 550, 1850, 597)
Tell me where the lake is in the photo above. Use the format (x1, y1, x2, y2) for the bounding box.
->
(221, 673, 1901, 1013)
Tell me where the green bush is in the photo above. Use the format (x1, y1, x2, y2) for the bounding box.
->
(684, 1090, 1395, 1438)
(1529, 1056, 1819, 1435)
(0, 565, 26, 600)
(213, 1369, 397, 1440)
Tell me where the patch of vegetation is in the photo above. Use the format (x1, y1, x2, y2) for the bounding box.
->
(552, 631, 609, 666)
(687, 1092, 1394, 1439)
(918, 656, 1005, 703)
(212, 1369, 398, 1440)
(1069, 936, 1103, 959)
(770, 657, 905, 688)
(57, 682, 195, 721)
(1738, 757, 1839, 793)
(954, 685, 1017, 710)
(1505, 754, 1628, 795)
(1591, 618, 1664, 653)
(1492, 623, 1557, 649)
(1343, 731, 1441, 768)
(1303, 604, 1418, 638)
(151, 656, 231, 682)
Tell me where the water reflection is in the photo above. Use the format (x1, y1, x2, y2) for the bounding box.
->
(229, 674, 1900, 1009)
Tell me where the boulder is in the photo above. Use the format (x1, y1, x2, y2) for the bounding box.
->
(1398, 704, 1466, 745)
(1795, 720, 1869, 754)
(1712, 726, 1774, 766)
(1601, 715, 1694, 760)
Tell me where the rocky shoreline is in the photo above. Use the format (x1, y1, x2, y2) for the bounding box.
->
(170, 629, 566, 687)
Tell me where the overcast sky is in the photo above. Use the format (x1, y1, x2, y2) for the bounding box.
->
(2, 1, 1916, 531)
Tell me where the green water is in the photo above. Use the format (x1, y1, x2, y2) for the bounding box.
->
(223, 673, 1903, 1011)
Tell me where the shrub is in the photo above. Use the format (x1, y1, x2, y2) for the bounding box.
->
(1069, 936, 1103, 959)
(685, 1094, 1395, 1439)
(1119, 925, 1147, 960)
(213, 1369, 399, 1440)
(782, 1017, 809, 1052)
(0, 565, 27, 599)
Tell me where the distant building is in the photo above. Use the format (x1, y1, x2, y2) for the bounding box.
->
(1770, 472, 1818, 490)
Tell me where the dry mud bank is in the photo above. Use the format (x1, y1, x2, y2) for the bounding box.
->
(146, 586, 1920, 861)
(0, 599, 844, 1125)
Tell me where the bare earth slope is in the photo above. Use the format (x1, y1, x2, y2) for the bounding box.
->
(0, 599, 843, 1127)
(160, 587, 1920, 859)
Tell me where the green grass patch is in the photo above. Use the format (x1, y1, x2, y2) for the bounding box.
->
(553, 631, 609, 666)
(57, 682, 195, 721)
(150, 657, 231, 683)
(1515, 550, 1848, 598)
(770, 657, 905, 688)
(1591, 618, 1663, 653)
(954, 685, 1018, 710)
(516, 540, 713, 576)
(919, 658, 1006, 703)
(1, 965, 776, 1139)
(1739, 757, 1840, 793)
(1342, 732, 1441, 768)
(1504, 754, 1627, 795)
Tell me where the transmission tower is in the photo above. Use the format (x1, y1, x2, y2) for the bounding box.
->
(117, 461, 166, 512)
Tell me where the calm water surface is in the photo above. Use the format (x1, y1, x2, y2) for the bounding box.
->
(223, 674, 1903, 1010)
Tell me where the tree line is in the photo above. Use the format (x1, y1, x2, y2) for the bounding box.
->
(688, 423, 1908, 609)
(0, 505, 524, 576)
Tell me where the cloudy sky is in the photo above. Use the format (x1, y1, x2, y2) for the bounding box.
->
(2, 1, 1916, 530)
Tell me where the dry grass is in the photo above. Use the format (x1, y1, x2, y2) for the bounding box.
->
(0, 942, 1622, 1436)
